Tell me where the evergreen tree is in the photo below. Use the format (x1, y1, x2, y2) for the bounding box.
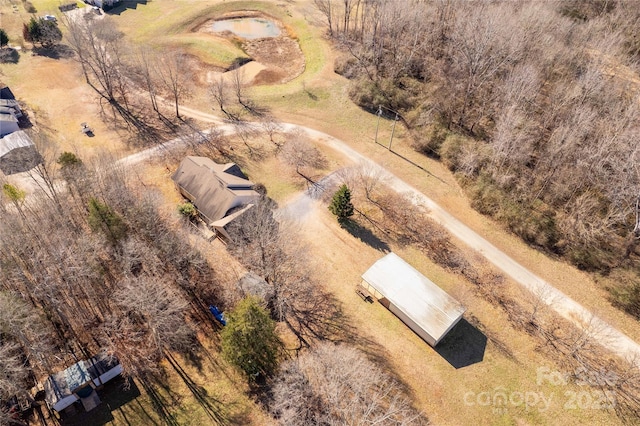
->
(2, 184, 25, 203)
(221, 296, 282, 382)
(2, 184, 26, 218)
(88, 197, 128, 245)
(0, 29, 8, 48)
(24, 17, 61, 48)
(57, 151, 83, 169)
(328, 184, 354, 221)
(24, 17, 41, 44)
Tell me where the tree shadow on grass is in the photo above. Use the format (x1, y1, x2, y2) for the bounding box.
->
(105, 0, 148, 15)
(377, 142, 449, 185)
(164, 352, 229, 425)
(60, 377, 142, 426)
(0, 48, 20, 64)
(33, 45, 75, 59)
(339, 218, 390, 252)
(280, 282, 368, 355)
(138, 375, 181, 426)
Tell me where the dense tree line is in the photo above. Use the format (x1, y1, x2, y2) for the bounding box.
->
(63, 14, 193, 143)
(316, 0, 640, 311)
(23, 17, 62, 48)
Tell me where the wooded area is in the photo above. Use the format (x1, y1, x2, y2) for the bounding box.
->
(314, 0, 640, 316)
(0, 149, 220, 391)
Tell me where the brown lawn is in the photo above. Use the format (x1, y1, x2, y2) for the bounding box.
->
(1, 0, 636, 424)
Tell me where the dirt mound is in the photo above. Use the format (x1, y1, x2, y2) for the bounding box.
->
(235, 60, 269, 84)
(205, 60, 268, 86)
(243, 36, 305, 85)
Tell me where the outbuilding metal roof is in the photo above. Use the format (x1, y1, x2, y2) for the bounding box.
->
(362, 253, 465, 345)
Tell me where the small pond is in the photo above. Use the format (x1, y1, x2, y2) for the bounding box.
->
(211, 17, 281, 39)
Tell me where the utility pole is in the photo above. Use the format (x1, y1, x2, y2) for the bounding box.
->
(374, 106, 382, 144)
(388, 112, 398, 151)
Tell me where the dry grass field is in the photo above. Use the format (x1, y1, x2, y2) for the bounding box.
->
(1, 0, 638, 425)
(213, 131, 623, 425)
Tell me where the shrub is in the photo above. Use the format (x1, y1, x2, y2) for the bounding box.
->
(411, 124, 449, 158)
(608, 269, 640, 320)
(334, 55, 360, 79)
(348, 77, 418, 113)
(439, 133, 468, 171)
(24, 1, 37, 13)
(177, 202, 198, 220)
(57, 151, 82, 168)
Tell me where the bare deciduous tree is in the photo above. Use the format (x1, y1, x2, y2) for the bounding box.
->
(260, 115, 284, 148)
(209, 76, 234, 120)
(104, 276, 193, 377)
(271, 343, 426, 425)
(156, 52, 191, 119)
(280, 131, 326, 183)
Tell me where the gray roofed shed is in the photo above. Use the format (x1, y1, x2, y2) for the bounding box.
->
(0, 99, 22, 117)
(0, 106, 16, 116)
(171, 156, 260, 225)
(0, 99, 19, 107)
(44, 353, 122, 413)
(361, 253, 466, 347)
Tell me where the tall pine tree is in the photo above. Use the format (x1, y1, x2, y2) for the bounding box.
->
(329, 184, 354, 222)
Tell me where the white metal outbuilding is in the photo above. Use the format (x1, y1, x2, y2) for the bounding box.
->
(361, 252, 466, 347)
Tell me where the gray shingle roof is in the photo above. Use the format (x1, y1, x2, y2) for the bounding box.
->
(171, 156, 260, 224)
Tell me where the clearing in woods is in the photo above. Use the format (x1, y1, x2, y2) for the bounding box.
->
(1, 0, 638, 425)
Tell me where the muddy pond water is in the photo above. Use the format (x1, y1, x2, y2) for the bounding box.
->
(211, 17, 281, 39)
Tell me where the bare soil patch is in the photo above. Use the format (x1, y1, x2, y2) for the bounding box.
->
(197, 10, 304, 85)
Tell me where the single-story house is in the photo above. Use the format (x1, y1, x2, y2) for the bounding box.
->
(172, 156, 260, 240)
(86, 0, 121, 9)
(0, 106, 17, 117)
(0, 130, 41, 175)
(0, 99, 23, 118)
(0, 114, 19, 137)
(44, 353, 122, 414)
(361, 252, 466, 347)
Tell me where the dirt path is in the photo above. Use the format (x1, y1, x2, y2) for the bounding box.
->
(127, 104, 640, 361)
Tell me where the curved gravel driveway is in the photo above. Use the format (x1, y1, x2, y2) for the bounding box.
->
(123, 104, 640, 361)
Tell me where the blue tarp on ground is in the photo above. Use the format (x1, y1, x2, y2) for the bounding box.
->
(209, 306, 226, 326)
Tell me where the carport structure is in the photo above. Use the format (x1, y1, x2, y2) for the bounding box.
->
(361, 253, 466, 347)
